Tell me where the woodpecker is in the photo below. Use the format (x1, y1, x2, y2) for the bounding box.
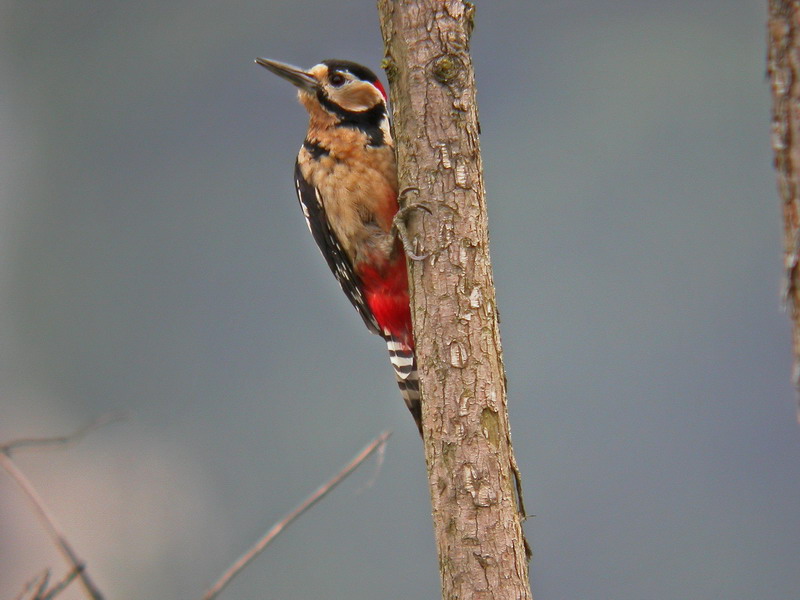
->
(256, 57, 421, 433)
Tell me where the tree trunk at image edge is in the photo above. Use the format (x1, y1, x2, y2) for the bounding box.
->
(769, 0, 800, 421)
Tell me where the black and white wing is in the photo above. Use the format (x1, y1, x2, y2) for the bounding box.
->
(293, 159, 381, 335)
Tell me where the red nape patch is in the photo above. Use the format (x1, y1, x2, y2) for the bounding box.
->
(373, 79, 387, 100)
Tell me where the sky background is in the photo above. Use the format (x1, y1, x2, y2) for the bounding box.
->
(1, 1, 798, 599)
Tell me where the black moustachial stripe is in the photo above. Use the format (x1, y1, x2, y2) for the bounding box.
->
(316, 92, 386, 147)
(303, 139, 329, 159)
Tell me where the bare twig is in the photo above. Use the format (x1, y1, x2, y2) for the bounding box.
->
(13, 570, 48, 600)
(1, 414, 125, 600)
(41, 565, 83, 600)
(12, 566, 81, 600)
(1, 411, 128, 455)
(1, 455, 103, 600)
(354, 428, 389, 494)
(202, 430, 392, 600)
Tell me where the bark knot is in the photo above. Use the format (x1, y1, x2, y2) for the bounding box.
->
(431, 54, 464, 86)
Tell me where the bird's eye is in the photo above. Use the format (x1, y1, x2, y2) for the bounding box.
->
(329, 73, 346, 87)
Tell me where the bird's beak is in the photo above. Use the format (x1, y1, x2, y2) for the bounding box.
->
(255, 58, 318, 93)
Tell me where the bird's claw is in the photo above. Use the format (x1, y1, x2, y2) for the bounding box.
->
(393, 188, 433, 261)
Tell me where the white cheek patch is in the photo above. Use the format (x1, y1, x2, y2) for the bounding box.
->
(334, 81, 382, 112)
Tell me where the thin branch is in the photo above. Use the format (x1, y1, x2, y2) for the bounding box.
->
(0, 414, 125, 600)
(354, 427, 389, 494)
(1, 411, 129, 455)
(202, 430, 392, 600)
(12, 566, 81, 600)
(13, 570, 48, 600)
(41, 565, 83, 600)
(1, 453, 104, 600)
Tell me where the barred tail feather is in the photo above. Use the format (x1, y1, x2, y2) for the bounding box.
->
(385, 335, 422, 435)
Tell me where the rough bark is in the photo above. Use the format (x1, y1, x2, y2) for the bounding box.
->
(377, 2, 532, 598)
(769, 0, 800, 420)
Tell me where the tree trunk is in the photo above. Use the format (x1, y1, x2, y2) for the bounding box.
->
(768, 0, 800, 420)
(377, 2, 533, 598)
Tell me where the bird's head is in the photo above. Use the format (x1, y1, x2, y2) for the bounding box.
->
(256, 58, 387, 119)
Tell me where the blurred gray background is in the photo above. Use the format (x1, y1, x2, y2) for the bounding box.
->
(1, 1, 798, 599)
